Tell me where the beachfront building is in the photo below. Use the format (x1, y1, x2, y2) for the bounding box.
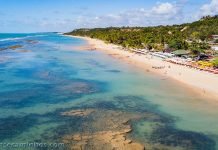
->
(172, 50, 190, 57)
(151, 52, 175, 59)
(211, 35, 218, 40)
(211, 46, 218, 51)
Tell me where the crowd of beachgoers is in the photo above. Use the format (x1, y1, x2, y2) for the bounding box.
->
(150, 52, 218, 74)
(112, 47, 218, 75)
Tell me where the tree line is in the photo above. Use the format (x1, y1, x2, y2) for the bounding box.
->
(66, 15, 218, 56)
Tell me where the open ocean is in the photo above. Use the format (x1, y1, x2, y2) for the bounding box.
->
(0, 33, 218, 150)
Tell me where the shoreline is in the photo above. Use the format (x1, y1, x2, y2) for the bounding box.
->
(68, 35, 218, 100)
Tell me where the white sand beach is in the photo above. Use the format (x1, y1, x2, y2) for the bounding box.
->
(70, 35, 218, 100)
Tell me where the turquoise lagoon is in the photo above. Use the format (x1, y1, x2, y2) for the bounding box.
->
(0, 33, 218, 149)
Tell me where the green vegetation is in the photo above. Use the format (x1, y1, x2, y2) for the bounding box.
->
(212, 58, 218, 68)
(66, 15, 218, 53)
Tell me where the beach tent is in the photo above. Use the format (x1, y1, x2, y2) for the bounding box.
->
(172, 50, 190, 57)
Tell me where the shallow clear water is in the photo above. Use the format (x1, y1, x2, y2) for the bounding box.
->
(0, 33, 218, 150)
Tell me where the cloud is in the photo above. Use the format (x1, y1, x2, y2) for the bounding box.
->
(53, 10, 60, 14)
(200, 0, 218, 16)
(0, 1, 189, 32)
(152, 2, 175, 15)
(73, 2, 184, 28)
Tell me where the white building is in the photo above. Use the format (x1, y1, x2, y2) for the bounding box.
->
(211, 46, 218, 51)
(212, 35, 218, 40)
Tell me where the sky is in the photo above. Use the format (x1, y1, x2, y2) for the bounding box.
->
(0, 0, 217, 33)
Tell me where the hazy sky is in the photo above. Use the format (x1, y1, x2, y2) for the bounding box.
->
(0, 0, 217, 33)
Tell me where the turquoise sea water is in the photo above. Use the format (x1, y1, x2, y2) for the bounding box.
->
(0, 33, 218, 150)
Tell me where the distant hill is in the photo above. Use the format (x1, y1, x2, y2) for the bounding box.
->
(66, 15, 218, 53)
